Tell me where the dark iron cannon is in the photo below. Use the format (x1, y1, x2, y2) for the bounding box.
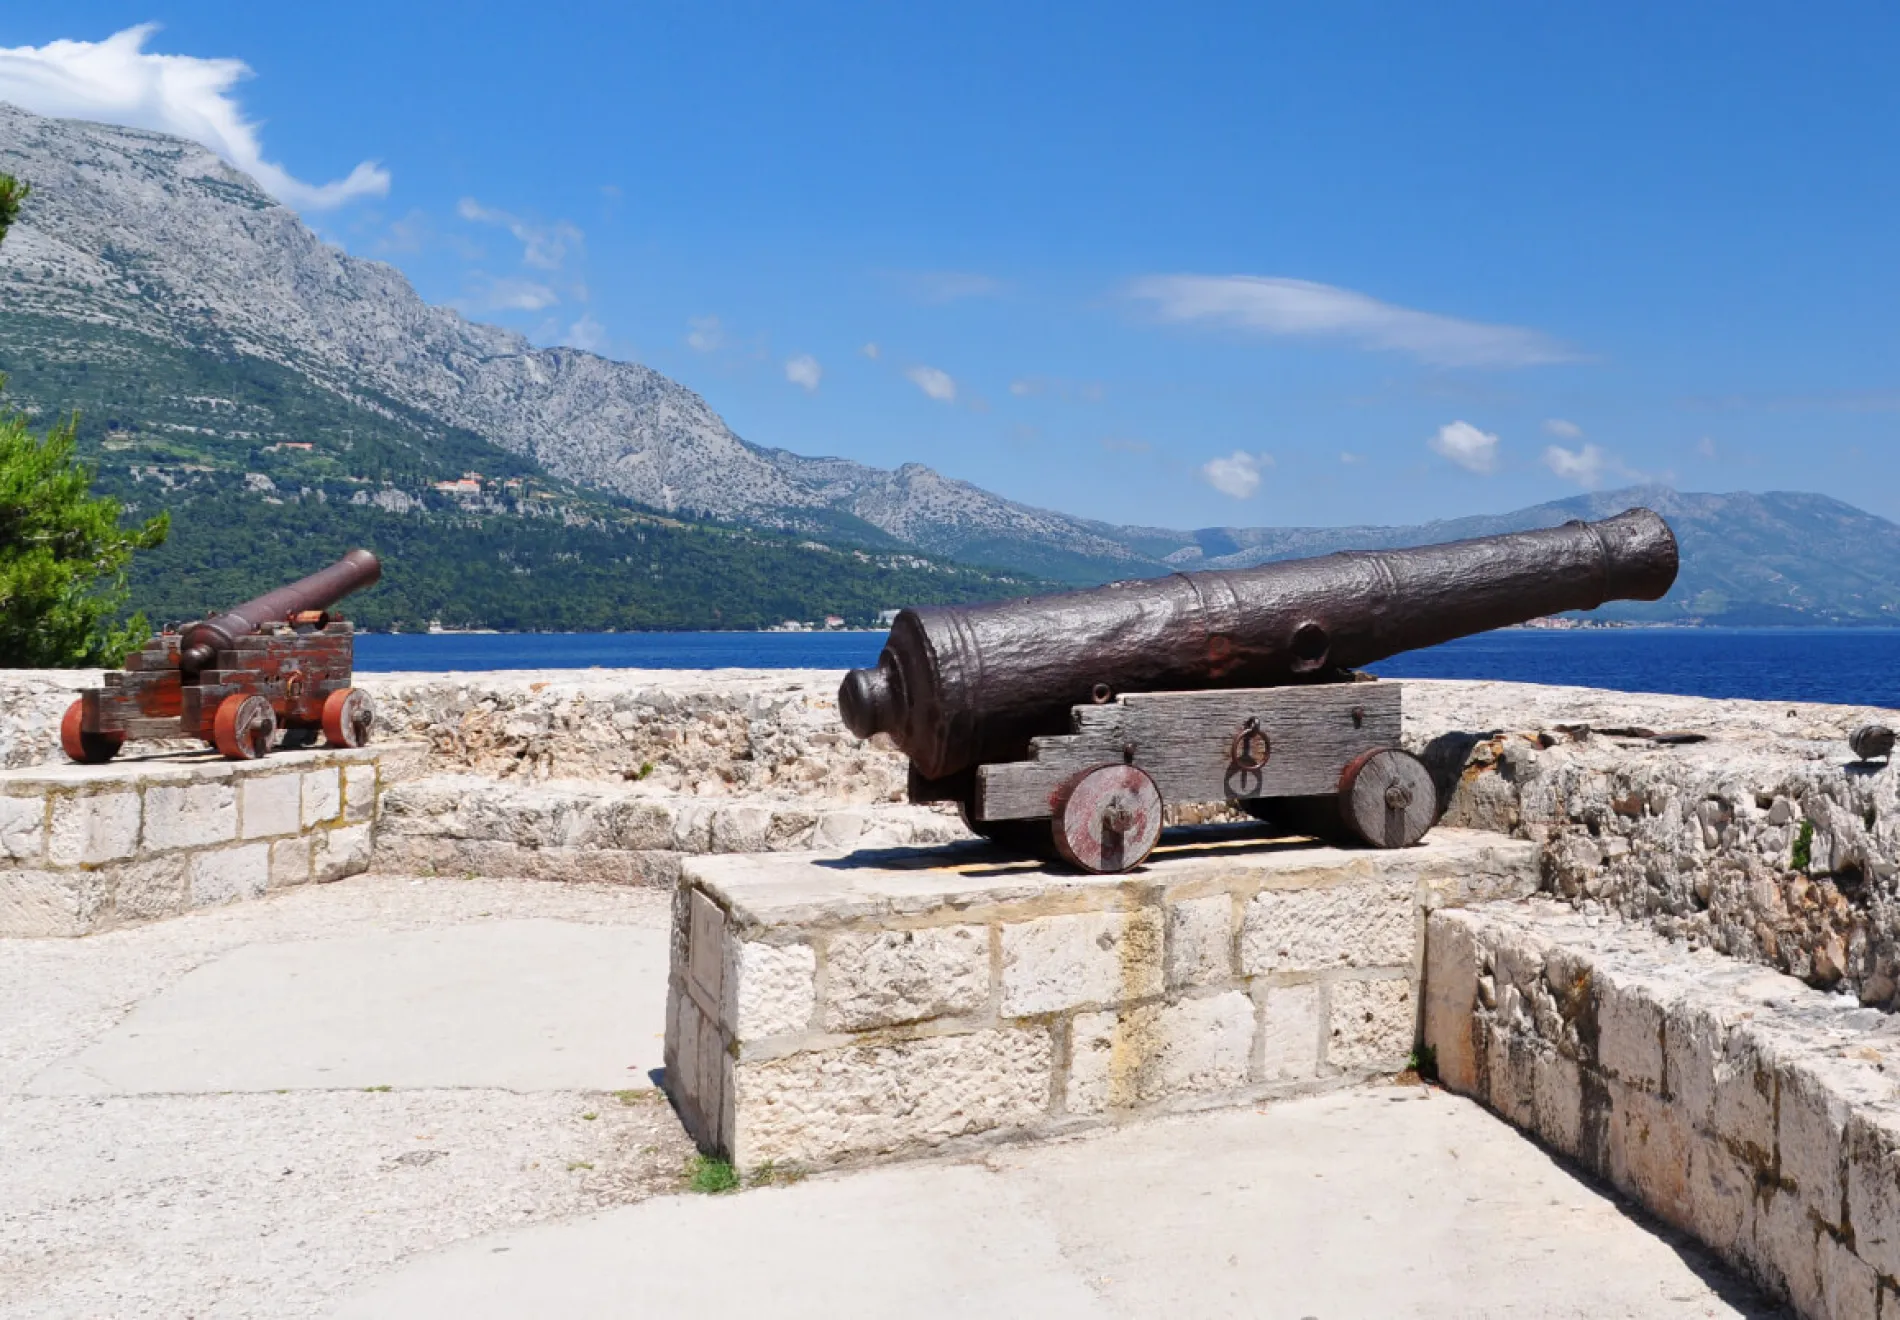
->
(63, 550, 383, 763)
(841, 509, 1678, 872)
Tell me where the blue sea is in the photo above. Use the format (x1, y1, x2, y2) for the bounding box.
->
(354, 628, 1900, 710)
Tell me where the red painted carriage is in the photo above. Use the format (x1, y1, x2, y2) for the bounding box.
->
(61, 550, 382, 763)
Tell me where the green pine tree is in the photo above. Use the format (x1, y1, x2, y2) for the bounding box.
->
(0, 173, 170, 666)
(0, 174, 25, 244)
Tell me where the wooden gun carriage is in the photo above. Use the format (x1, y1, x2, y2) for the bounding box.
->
(840, 510, 1680, 874)
(62, 550, 382, 764)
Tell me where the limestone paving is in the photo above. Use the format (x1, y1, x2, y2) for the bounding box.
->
(667, 826, 1537, 1169)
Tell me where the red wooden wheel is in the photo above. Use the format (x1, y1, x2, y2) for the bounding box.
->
(60, 698, 125, 765)
(212, 694, 277, 760)
(1050, 763, 1164, 874)
(320, 687, 375, 748)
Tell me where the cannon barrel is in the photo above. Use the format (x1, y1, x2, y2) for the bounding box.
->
(840, 509, 1678, 782)
(179, 549, 382, 676)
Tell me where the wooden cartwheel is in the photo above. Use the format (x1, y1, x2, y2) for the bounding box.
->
(1050, 763, 1165, 873)
(212, 693, 277, 760)
(321, 687, 375, 748)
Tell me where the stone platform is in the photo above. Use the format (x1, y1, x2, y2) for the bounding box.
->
(665, 825, 1536, 1170)
(0, 742, 424, 936)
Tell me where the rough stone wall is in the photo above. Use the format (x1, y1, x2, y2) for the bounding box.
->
(1400, 679, 1900, 1008)
(0, 671, 106, 771)
(0, 669, 908, 799)
(359, 669, 905, 799)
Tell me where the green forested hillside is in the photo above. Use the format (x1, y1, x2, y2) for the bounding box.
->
(121, 486, 1033, 631)
(0, 314, 1043, 629)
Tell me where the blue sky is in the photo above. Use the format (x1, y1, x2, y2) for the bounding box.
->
(6, 4, 1900, 529)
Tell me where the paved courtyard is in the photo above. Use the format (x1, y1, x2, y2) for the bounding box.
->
(1, 874, 1785, 1318)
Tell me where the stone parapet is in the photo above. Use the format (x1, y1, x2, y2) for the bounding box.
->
(666, 827, 1536, 1171)
(359, 668, 905, 798)
(1426, 900, 1900, 1319)
(1402, 679, 1900, 1007)
(0, 668, 907, 799)
(375, 774, 969, 886)
(0, 743, 423, 936)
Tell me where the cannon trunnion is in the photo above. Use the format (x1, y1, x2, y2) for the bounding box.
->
(842, 510, 1680, 874)
(62, 550, 382, 764)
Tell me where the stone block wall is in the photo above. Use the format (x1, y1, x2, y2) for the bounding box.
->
(375, 774, 968, 886)
(1426, 901, 1900, 1320)
(0, 745, 416, 936)
(667, 828, 1537, 1170)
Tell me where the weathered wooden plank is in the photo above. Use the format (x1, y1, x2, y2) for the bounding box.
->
(976, 682, 1401, 821)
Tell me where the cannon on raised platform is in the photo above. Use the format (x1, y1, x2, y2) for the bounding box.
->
(62, 550, 383, 764)
(840, 510, 1679, 873)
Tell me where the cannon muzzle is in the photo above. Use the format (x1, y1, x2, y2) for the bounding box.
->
(842, 509, 1678, 781)
(180, 549, 382, 676)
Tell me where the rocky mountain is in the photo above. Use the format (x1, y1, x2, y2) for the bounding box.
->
(0, 101, 1158, 576)
(4, 101, 1899, 626)
(1146, 486, 1900, 625)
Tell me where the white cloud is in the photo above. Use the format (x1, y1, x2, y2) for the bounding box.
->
(460, 276, 558, 313)
(563, 315, 606, 352)
(1127, 274, 1578, 368)
(1543, 442, 1609, 487)
(1697, 435, 1718, 460)
(1009, 378, 1040, 397)
(1339, 451, 1364, 465)
(861, 342, 880, 359)
(889, 271, 1006, 304)
(456, 198, 581, 271)
(785, 354, 822, 393)
(0, 25, 388, 210)
(686, 315, 725, 352)
(1543, 418, 1584, 438)
(1429, 421, 1501, 474)
(905, 365, 957, 402)
(1201, 451, 1272, 499)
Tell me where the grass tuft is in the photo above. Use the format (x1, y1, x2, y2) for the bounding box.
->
(746, 1160, 806, 1189)
(1793, 819, 1815, 870)
(686, 1154, 741, 1194)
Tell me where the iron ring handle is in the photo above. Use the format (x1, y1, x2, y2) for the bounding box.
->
(1230, 718, 1271, 771)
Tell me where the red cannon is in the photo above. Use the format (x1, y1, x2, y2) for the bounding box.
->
(62, 550, 382, 763)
